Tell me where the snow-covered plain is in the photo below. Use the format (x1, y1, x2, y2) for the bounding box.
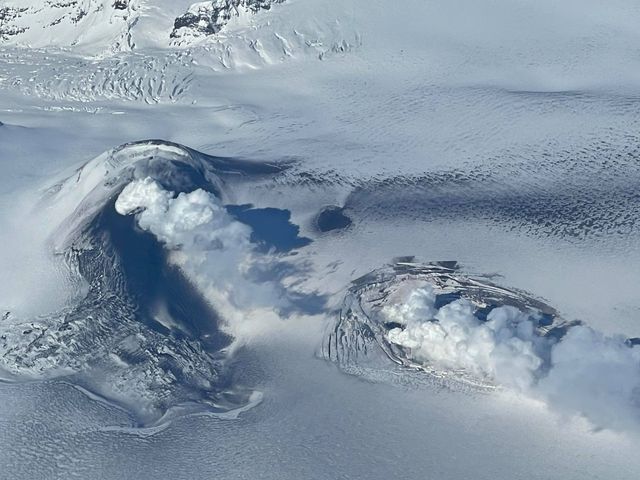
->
(2, 0, 640, 478)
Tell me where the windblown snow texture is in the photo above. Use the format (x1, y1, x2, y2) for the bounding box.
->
(2, 0, 640, 479)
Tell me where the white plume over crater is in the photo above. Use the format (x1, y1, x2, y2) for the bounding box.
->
(384, 285, 640, 431)
(115, 177, 251, 251)
(114, 177, 309, 342)
(2, 0, 640, 477)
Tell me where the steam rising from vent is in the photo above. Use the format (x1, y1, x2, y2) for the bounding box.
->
(384, 285, 640, 430)
(115, 177, 317, 341)
(116, 177, 251, 252)
(116, 177, 263, 329)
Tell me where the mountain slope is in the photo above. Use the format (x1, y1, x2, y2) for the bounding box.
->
(0, 0, 289, 53)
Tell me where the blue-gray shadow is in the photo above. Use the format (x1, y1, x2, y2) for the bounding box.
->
(227, 204, 312, 253)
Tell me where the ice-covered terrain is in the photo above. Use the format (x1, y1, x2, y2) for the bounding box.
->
(2, 0, 640, 478)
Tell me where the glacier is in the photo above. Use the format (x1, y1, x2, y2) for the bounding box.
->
(1, 0, 640, 478)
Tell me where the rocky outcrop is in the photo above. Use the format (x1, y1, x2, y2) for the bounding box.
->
(1, 1, 285, 49)
(0, 6, 29, 40)
(0, 1, 136, 50)
(170, 0, 284, 40)
(113, 0, 129, 10)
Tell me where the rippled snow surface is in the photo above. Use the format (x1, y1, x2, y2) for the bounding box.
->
(2, 0, 640, 478)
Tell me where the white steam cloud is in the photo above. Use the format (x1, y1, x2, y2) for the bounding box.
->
(115, 178, 302, 342)
(115, 177, 252, 252)
(384, 286, 640, 431)
(116, 179, 640, 430)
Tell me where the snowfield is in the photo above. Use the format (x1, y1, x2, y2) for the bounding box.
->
(1, 0, 640, 478)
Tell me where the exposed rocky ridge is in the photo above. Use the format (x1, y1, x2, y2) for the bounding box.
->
(170, 0, 284, 41)
(0, 0, 137, 50)
(0, 6, 29, 41)
(0, 1, 286, 49)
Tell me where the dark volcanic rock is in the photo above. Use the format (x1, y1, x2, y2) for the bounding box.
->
(171, 0, 284, 39)
(0, 6, 29, 40)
